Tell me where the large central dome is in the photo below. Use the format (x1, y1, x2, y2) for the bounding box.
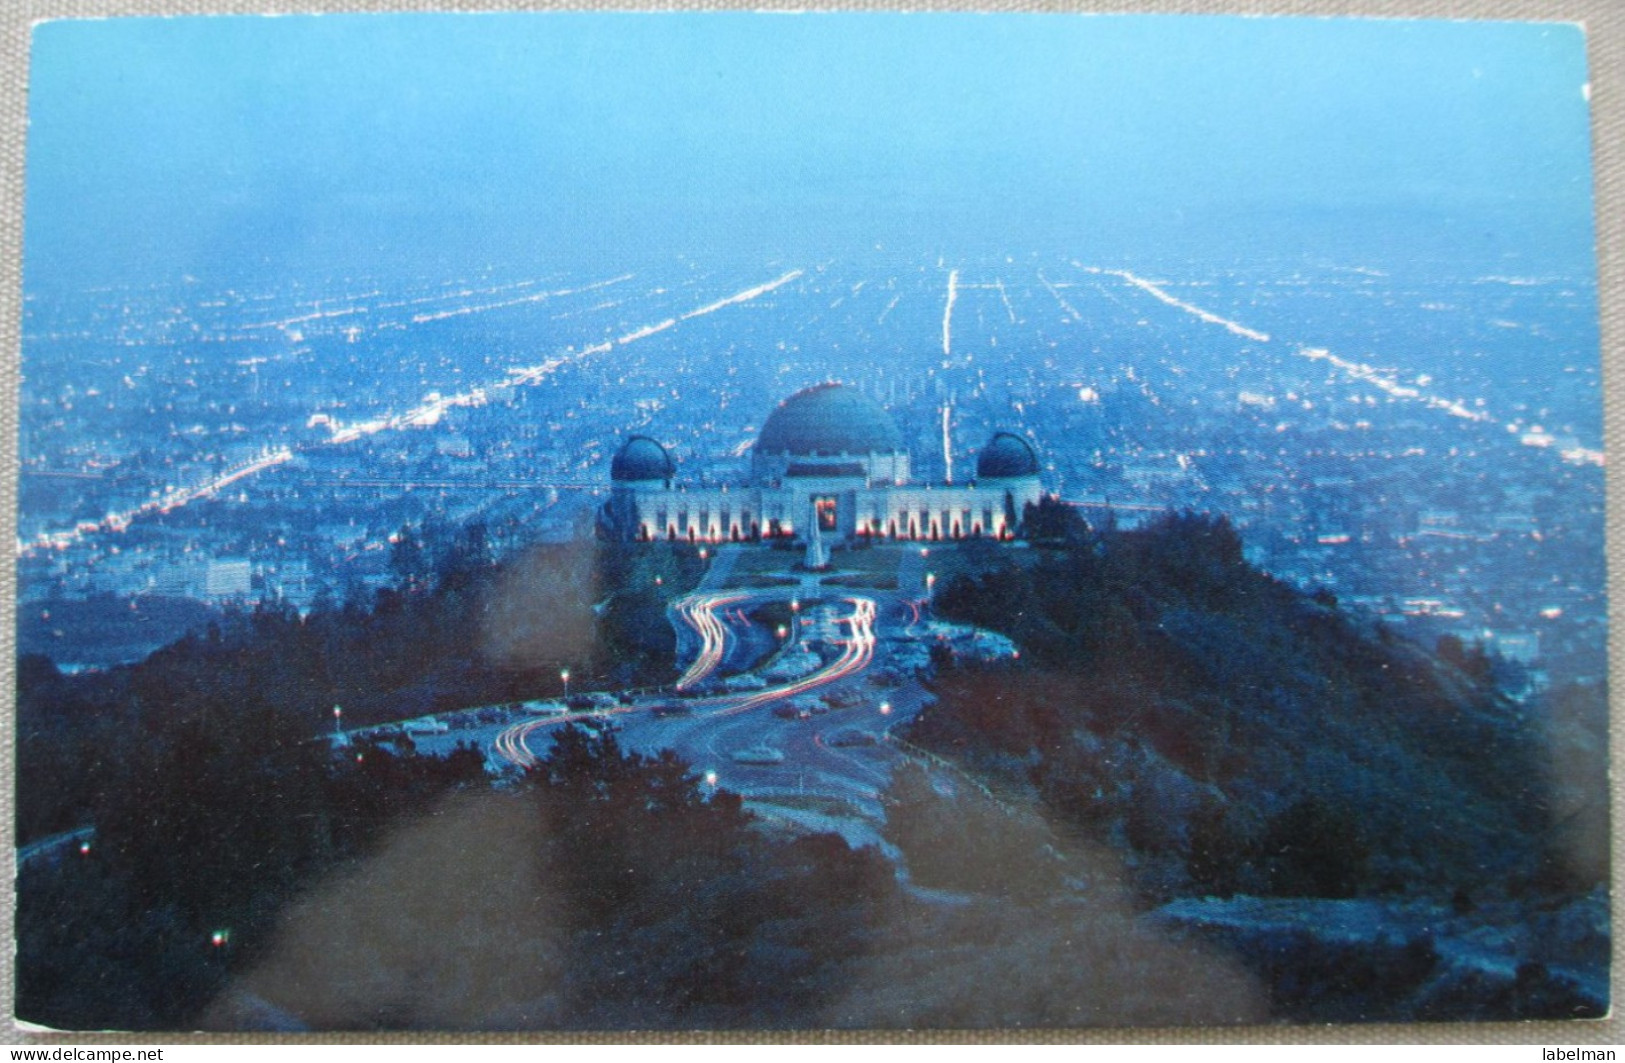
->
(755, 383, 904, 457)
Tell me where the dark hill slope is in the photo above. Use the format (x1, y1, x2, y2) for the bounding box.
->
(911, 505, 1596, 905)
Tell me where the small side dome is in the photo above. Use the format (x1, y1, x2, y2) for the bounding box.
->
(976, 432, 1040, 479)
(611, 435, 675, 482)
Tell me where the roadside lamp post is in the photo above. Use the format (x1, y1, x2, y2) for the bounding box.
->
(332, 705, 342, 737)
(925, 572, 936, 600)
(561, 669, 571, 700)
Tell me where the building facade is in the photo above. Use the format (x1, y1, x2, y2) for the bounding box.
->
(599, 383, 1045, 545)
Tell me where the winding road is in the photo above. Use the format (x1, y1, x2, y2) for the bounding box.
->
(422, 546, 999, 847)
(494, 591, 878, 767)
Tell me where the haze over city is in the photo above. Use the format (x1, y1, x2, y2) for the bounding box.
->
(26, 15, 1595, 285)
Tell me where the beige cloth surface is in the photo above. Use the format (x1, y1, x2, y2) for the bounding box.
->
(0, 0, 1617, 1044)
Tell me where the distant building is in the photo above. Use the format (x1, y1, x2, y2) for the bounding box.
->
(204, 558, 254, 599)
(599, 383, 1044, 544)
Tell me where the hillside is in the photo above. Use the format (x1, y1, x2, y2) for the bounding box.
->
(903, 501, 1609, 1018)
(14, 508, 1608, 1026)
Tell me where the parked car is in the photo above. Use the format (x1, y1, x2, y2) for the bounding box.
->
(730, 745, 786, 765)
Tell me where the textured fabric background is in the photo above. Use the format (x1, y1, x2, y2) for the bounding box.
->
(0, 0, 1617, 1045)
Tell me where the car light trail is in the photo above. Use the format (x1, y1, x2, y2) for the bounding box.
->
(618, 318, 679, 345)
(1297, 346, 1490, 423)
(1093, 265, 1272, 343)
(877, 293, 900, 325)
(380, 275, 560, 310)
(705, 597, 877, 717)
(493, 703, 646, 769)
(336, 271, 808, 444)
(411, 273, 634, 324)
(1081, 263, 1602, 467)
(673, 592, 750, 690)
(241, 303, 369, 332)
(22, 446, 295, 554)
(1037, 270, 1083, 324)
(20, 268, 809, 559)
(1295, 346, 1600, 464)
(492, 596, 879, 768)
(995, 277, 1016, 324)
(680, 269, 803, 321)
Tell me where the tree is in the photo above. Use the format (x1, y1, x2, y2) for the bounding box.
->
(388, 524, 428, 588)
(1255, 796, 1371, 899)
(434, 521, 492, 591)
(596, 491, 643, 542)
(1023, 496, 1089, 544)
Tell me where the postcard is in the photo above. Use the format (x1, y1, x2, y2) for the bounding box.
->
(13, 12, 1608, 1030)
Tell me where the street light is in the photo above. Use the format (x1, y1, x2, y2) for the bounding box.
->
(332, 705, 342, 737)
(561, 669, 571, 699)
(879, 701, 892, 716)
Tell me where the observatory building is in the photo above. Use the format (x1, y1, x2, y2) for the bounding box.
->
(598, 383, 1044, 545)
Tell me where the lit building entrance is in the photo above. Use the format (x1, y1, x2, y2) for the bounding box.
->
(814, 495, 838, 532)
